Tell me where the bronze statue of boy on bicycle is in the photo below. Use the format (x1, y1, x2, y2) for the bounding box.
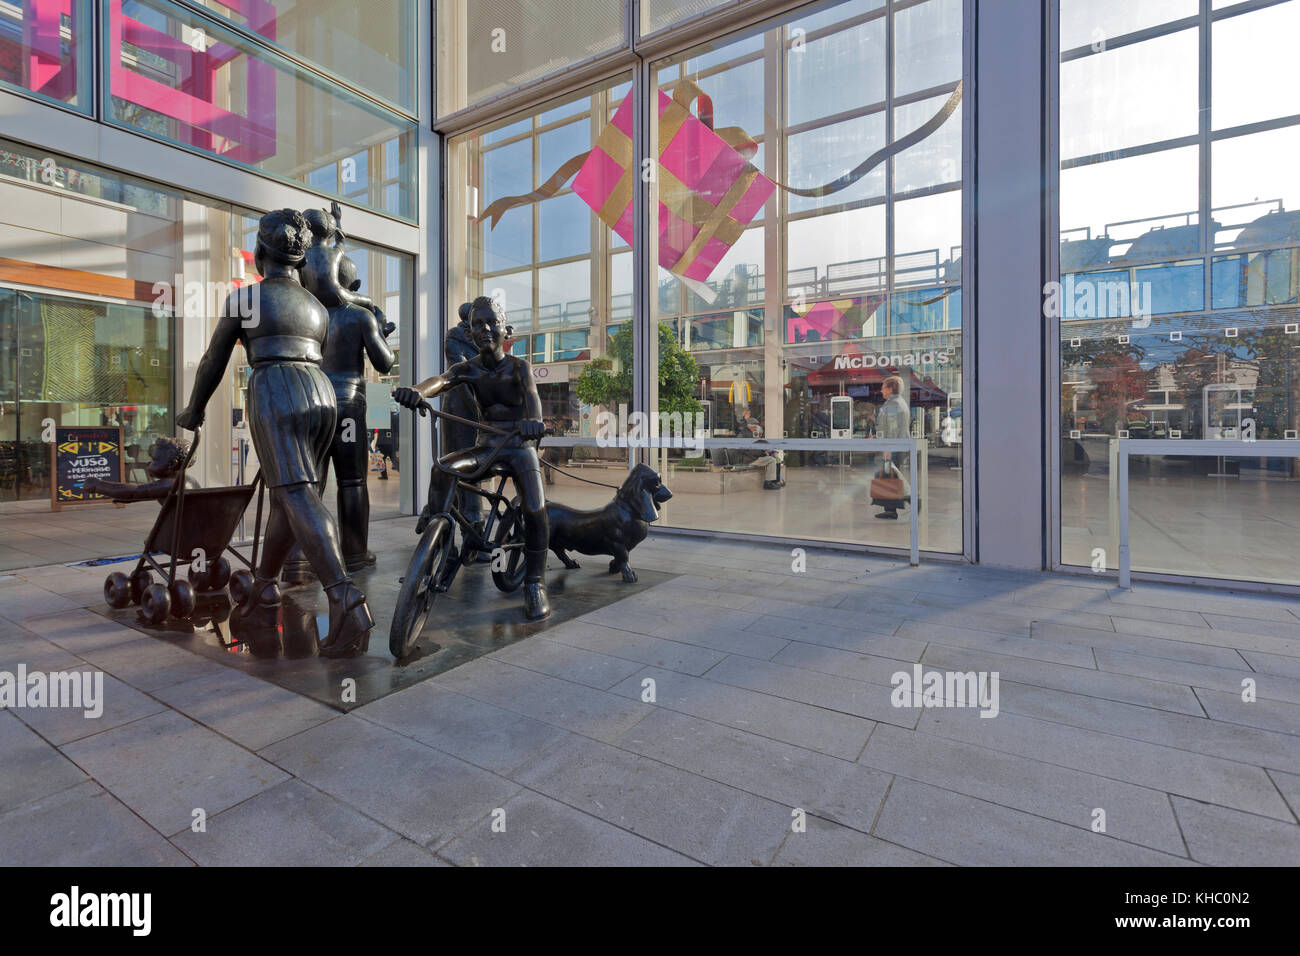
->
(393, 295, 551, 623)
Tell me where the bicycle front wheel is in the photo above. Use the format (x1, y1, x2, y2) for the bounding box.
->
(389, 517, 453, 658)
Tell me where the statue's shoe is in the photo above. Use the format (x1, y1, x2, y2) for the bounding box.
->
(319, 582, 373, 657)
(523, 582, 551, 621)
(345, 551, 377, 571)
(233, 578, 281, 628)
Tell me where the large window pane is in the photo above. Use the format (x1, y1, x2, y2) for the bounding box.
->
(642, 0, 734, 35)
(649, 0, 965, 554)
(108, 0, 417, 219)
(437, 0, 624, 117)
(0, 0, 91, 110)
(188, 0, 418, 111)
(446, 76, 633, 471)
(1058, 0, 1300, 587)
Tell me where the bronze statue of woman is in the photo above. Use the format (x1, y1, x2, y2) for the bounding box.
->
(176, 209, 373, 656)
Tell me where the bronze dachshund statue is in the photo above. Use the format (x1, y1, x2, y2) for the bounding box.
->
(546, 463, 671, 583)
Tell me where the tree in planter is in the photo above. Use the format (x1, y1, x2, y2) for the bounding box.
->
(575, 323, 703, 417)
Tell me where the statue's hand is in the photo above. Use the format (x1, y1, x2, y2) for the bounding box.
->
(176, 407, 203, 430)
(382, 321, 397, 339)
(393, 387, 425, 413)
(520, 418, 546, 441)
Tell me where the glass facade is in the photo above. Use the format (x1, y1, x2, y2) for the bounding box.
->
(187, 0, 418, 111)
(647, 0, 963, 551)
(436, 0, 625, 117)
(446, 0, 965, 554)
(0, 137, 413, 520)
(0, 0, 92, 111)
(2, 0, 1294, 589)
(1058, 0, 1300, 586)
(106, 0, 417, 219)
(446, 76, 634, 450)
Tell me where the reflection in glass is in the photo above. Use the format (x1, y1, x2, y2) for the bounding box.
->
(648, 0, 965, 553)
(107, 0, 417, 219)
(1059, 0, 1300, 585)
(0, 0, 91, 110)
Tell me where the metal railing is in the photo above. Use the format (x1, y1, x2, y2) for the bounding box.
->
(540, 435, 929, 565)
(1109, 438, 1300, 588)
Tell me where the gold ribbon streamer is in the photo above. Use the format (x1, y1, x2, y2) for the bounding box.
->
(475, 79, 962, 227)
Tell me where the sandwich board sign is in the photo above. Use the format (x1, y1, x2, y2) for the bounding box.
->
(51, 426, 125, 511)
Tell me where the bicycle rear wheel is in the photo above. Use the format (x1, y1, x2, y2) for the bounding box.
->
(490, 498, 527, 593)
(389, 517, 453, 658)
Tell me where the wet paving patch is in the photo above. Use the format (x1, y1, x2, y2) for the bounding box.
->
(94, 544, 673, 710)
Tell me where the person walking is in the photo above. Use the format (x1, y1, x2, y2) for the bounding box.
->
(873, 375, 910, 519)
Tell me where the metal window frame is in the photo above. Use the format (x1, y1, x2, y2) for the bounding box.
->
(1049, 0, 1300, 579)
(433, 0, 975, 563)
(99, 0, 421, 224)
(167, 0, 422, 118)
(1112, 439, 1300, 591)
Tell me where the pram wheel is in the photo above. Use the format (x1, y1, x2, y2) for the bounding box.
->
(170, 579, 196, 619)
(207, 556, 231, 590)
(190, 555, 231, 592)
(140, 583, 171, 625)
(229, 569, 254, 607)
(129, 569, 153, 605)
(104, 572, 132, 609)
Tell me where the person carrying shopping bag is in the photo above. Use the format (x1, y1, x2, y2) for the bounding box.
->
(871, 375, 910, 520)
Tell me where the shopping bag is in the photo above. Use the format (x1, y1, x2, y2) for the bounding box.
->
(869, 461, 909, 504)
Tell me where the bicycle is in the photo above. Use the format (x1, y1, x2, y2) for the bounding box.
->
(388, 399, 534, 658)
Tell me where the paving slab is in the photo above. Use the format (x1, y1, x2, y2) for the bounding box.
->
(990, 681, 1300, 775)
(919, 705, 1293, 821)
(487, 636, 646, 690)
(616, 709, 891, 834)
(511, 734, 791, 866)
(1094, 648, 1300, 705)
(0, 781, 191, 866)
(1194, 686, 1300, 736)
(438, 789, 698, 866)
(607, 665, 876, 759)
(152, 669, 339, 752)
(171, 779, 398, 866)
(11, 666, 165, 746)
(432, 656, 654, 743)
(359, 839, 451, 866)
(860, 723, 1186, 854)
(260, 714, 518, 848)
(60, 710, 289, 837)
(898, 620, 1098, 667)
(1172, 796, 1300, 866)
(78, 637, 228, 693)
(771, 815, 951, 866)
(1032, 620, 1248, 669)
(920, 644, 1204, 715)
(873, 778, 1194, 866)
(541, 620, 727, 675)
(0, 710, 88, 814)
(356, 683, 570, 775)
(699, 654, 916, 727)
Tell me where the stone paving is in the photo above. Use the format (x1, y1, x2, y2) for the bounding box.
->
(1, 519, 1298, 866)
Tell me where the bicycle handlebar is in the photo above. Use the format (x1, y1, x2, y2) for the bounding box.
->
(399, 394, 553, 439)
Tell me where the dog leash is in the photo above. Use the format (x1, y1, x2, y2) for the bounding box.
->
(539, 458, 623, 490)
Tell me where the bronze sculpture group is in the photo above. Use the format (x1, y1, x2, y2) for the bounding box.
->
(176, 205, 668, 659)
(177, 206, 380, 656)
